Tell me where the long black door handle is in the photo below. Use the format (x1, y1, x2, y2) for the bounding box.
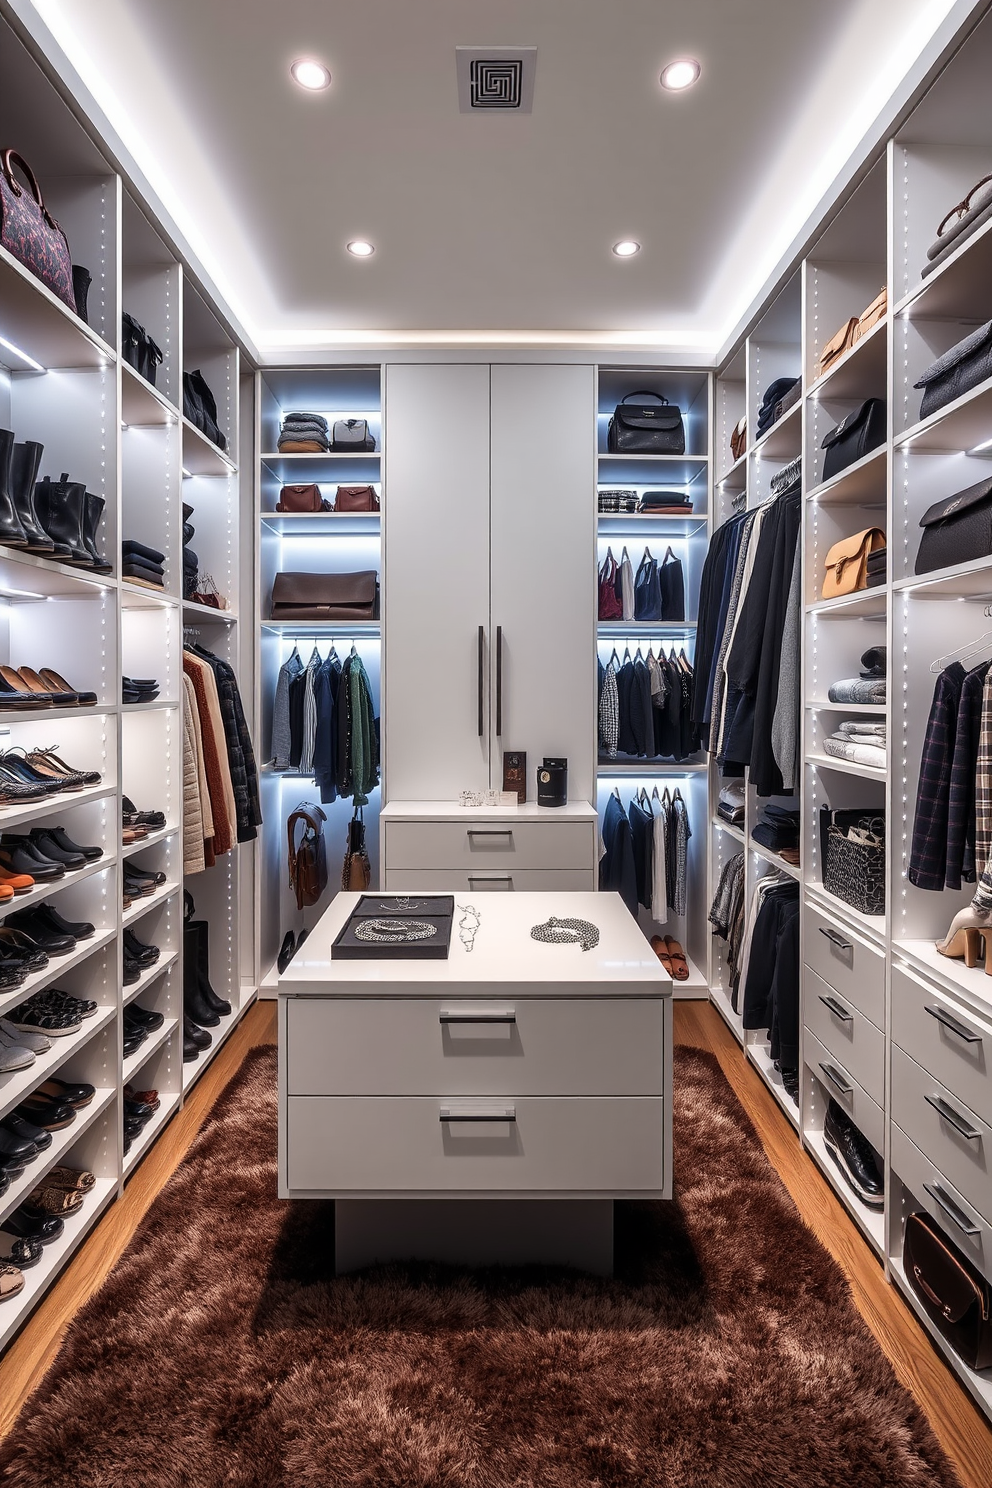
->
(478, 625, 484, 737)
(496, 625, 503, 737)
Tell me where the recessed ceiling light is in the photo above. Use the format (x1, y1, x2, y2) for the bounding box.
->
(660, 58, 700, 91)
(347, 240, 375, 258)
(613, 240, 641, 258)
(291, 58, 331, 91)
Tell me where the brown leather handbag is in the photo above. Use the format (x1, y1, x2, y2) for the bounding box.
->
(822, 528, 886, 599)
(730, 416, 747, 463)
(335, 484, 380, 512)
(342, 806, 372, 891)
(905, 1210, 992, 1370)
(270, 570, 379, 621)
(816, 317, 859, 381)
(852, 286, 887, 344)
(287, 804, 327, 910)
(277, 484, 331, 513)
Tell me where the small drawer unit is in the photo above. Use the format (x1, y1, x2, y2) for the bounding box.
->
(803, 966, 884, 1106)
(891, 1043, 992, 1227)
(383, 869, 594, 892)
(804, 1027, 884, 1153)
(892, 962, 992, 1126)
(380, 802, 598, 893)
(804, 901, 884, 1028)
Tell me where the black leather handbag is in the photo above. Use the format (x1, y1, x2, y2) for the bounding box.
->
(821, 398, 886, 482)
(905, 1210, 992, 1371)
(916, 320, 992, 420)
(659, 546, 685, 622)
(633, 548, 662, 621)
(608, 393, 685, 455)
(916, 475, 992, 575)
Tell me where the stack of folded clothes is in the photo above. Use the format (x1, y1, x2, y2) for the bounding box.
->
(122, 676, 159, 705)
(278, 411, 329, 453)
(639, 490, 694, 515)
(823, 718, 887, 770)
(122, 538, 165, 589)
(866, 543, 886, 588)
(182, 501, 197, 601)
(716, 778, 746, 826)
(751, 804, 801, 864)
(756, 376, 800, 439)
(827, 646, 887, 704)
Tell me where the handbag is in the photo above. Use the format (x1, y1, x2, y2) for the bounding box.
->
(607, 392, 685, 455)
(865, 547, 887, 589)
(821, 399, 886, 481)
(822, 527, 886, 599)
(276, 484, 331, 513)
(190, 573, 228, 610)
(598, 547, 622, 621)
(331, 418, 376, 451)
(924, 174, 992, 278)
(0, 149, 76, 312)
(270, 570, 379, 621)
(659, 546, 685, 621)
(852, 286, 887, 344)
(730, 416, 747, 463)
(823, 815, 885, 915)
(916, 475, 992, 575)
(287, 803, 328, 910)
(915, 320, 992, 421)
(905, 1211, 992, 1371)
(816, 318, 858, 381)
(335, 484, 380, 512)
(633, 548, 662, 621)
(342, 806, 372, 891)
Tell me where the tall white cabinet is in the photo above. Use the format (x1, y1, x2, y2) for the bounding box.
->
(383, 362, 595, 801)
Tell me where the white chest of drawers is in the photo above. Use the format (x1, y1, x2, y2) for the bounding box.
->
(278, 890, 670, 1273)
(379, 801, 598, 893)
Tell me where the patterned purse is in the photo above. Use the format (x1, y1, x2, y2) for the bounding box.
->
(0, 150, 76, 311)
(823, 815, 885, 915)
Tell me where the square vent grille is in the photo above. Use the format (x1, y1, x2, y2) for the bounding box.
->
(456, 47, 536, 113)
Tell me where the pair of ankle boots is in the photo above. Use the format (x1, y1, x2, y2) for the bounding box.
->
(183, 893, 231, 1061)
(0, 429, 111, 572)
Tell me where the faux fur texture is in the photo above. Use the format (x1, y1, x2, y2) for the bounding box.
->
(0, 1046, 960, 1487)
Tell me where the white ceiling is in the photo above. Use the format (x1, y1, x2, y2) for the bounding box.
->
(24, 0, 965, 357)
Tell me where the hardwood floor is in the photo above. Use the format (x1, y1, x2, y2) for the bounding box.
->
(1, 995, 990, 1488)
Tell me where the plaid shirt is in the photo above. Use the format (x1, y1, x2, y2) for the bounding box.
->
(973, 668, 992, 910)
(909, 662, 965, 891)
(945, 660, 989, 889)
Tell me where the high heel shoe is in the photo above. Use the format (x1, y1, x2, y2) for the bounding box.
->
(936, 906, 992, 966)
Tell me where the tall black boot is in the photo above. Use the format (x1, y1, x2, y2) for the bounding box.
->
(34, 474, 90, 564)
(192, 918, 231, 1015)
(0, 430, 29, 548)
(9, 442, 54, 553)
(183, 921, 220, 1026)
(82, 492, 113, 573)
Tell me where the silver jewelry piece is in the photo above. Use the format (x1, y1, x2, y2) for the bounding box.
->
(530, 916, 600, 952)
(456, 903, 481, 953)
(355, 918, 437, 943)
(376, 897, 423, 913)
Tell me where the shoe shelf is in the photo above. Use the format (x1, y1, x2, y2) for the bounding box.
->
(0, 784, 116, 834)
(0, 929, 117, 1025)
(122, 825, 178, 861)
(123, 951, 178, 1009)
(0, 243, 116, 376)
(120, 361, 179, 429)
(894, 939, 992, 1018)
(802, 1124, 885, 1255)
(0, 549, 116, 600)
(597, 760, 708, 775)
(122, 880, 179, 929)
(122, 1092, 180, 1177)
(0, 1173, 117, 1353)
(0, 1083, 116, 1230)
(745, 1035, 801, 1131)
(0, 854, 113, 917)
(122, 1016, 178, 1085)
(0, 1002, 116, 1124)
(121, 699, 181, 713)
(0, 705, 117, 728)
(182, 991, 256, 1095)
(181, 418, 236, 479)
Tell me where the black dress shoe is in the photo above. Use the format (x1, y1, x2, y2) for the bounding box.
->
(43, 826, 102, 862)
(184, 1015, 211, 1050)
(3, 908, 75, 953)
(14, 1096, 76, 1131)
(0, 1232, 42, 1268)
(125, 1004, 164, 1031)
(0, 841, 63, 879)
(126, 863, 167, 887)
(122, 1031, 146, 1057)
(124, 1097, 156, 1124)
(121, 797, 166, 829)
(1, 1112, 52, 1151)
(123, 953, 141, 985)
(2, 1205, 64, 1244)
(277, 930, 296, 974)
(35, 1077, 94, 1108)
(27, 830, 87, 870)
(0, 1126, 37, 1164)
(823, 1099, 884, 1208)
(29, 901, 94, 940)
(0, 927, 49, 971)
(123, 929, 159, 966)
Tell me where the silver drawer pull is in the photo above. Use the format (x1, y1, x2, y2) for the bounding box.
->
(440, 1103, 516, 1122)
(439, 1008, 516, 1024)
(923, 1181, 981, 1238)
(467, 828, 514, 838)
(818, 994, 853, 1023)
(467, 874, 513, 888)
(818, 1061, 852, 1097)
(818, 926, 852, 952)
(924, 1004, 982, 1045)
(924, 1093, 982, 1142)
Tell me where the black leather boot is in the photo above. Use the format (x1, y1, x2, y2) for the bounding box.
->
(82, 492, 113, 573)
(192, 918, 231, 1015)
(0, 430, 29, 548)
(183, 922, 219, 1026)
(9, 442, 54, 553)
(34, 475, 90, 564)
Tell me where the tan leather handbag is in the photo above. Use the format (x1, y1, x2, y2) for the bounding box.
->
(816, 317, 859, 381)
(730, 416, 747, 463)
(822, 528, 886, 599)
(852, 287, 887, 345)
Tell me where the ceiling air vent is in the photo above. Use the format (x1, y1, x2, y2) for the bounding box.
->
(456, 47, 536, 113)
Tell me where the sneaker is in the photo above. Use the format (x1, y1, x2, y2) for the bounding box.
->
(823, 1099, 884, 1209)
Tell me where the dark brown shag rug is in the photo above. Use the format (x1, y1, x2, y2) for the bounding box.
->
(0, 1044, 960, 1487)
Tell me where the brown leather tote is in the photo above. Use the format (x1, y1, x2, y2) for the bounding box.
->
(335, 484, 380, 512)
(276, 484, 331, 512)
(342, 806, 372, 890)
(905, 1210, 992, 1370)
(287, 804, 328, 910)
(270, 570, 379, 621)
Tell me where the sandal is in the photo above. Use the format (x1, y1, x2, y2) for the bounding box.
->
(650, 935, 674, 975)
(0, 1262, 25, 1301)
(26, 1184, 84, 1216)
(43, 1165, 95, 1192)
(664, 936, 690, 981)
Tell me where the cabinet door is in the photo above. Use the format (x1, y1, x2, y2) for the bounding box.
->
(383, 364, 492, 798)
(489, 364, 596, 799)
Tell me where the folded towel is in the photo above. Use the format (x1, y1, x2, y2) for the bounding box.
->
(837, 720, 886, 736)
(823, 737, 886, 769)
(828, 678, 887, 704)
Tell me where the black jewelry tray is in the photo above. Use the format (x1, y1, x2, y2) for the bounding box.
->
(350, 894, 455, 919)
(331, 898, 454, 959)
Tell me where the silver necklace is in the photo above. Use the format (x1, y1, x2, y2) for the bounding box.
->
(456, 903, 481, 952)
(530, 916, 600, 952)
(355, 918, 437, 943)
(375, 897, 424, 913)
